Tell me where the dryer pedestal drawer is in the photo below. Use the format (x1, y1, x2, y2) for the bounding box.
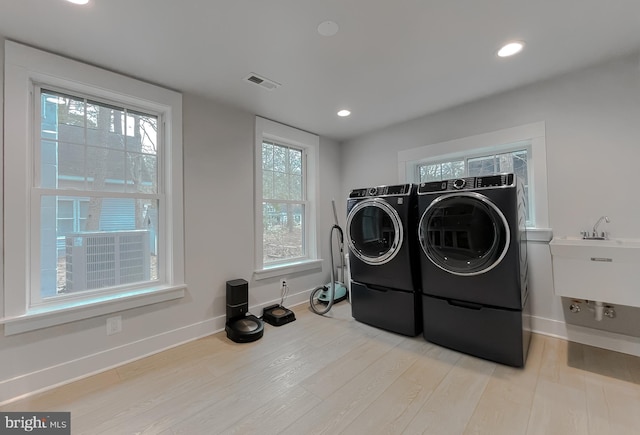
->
(351, 281, 421, 336)
(421, 294, 531, 367)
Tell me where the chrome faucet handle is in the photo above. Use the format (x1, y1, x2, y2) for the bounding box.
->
(581, 229, 608, 240)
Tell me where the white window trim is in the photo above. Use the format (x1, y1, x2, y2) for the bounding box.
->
(398, 121, 551, 239)
(2, 41, 186, 335)
(254, 117, 321, 279)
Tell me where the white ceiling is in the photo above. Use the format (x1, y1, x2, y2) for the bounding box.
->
(1, 0, 640, 141)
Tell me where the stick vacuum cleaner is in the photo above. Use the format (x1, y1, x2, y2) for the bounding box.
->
(310, 200, 348, 315)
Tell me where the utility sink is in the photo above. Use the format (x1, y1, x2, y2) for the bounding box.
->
(549, 236, 640, 307)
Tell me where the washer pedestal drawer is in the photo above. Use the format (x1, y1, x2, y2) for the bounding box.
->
(351, 280, 421, 337)
(421, 294, 531, 367)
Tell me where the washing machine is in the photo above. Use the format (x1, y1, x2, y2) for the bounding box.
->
(346, 183, 421, 336)
(417, 173, 530, 366)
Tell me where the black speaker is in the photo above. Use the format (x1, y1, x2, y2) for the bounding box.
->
(225, 279, 263, 343)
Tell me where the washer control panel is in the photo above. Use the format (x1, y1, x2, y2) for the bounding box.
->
(418, 173, 515, 194)
(349, 183, 414, 198)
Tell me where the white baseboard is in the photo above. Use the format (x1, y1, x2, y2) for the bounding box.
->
(5, 298, 637, 406)
(529, 315, 640, 357)
(0, 315, 225, 406)
(0, 288, 313, 406)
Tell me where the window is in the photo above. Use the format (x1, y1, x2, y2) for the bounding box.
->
(3, 41, 185, 334)
(254, 117, 321, 278)
(399, 122, 549, 229)
(417, 149, 531, 222)
(38, 89, 160, 300)
(261, 141, 304, 263)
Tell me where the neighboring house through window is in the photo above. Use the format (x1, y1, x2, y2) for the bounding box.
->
(2, 41, 185, 334)
(254, 117, 321, 278)
(56, 197, 89, 256)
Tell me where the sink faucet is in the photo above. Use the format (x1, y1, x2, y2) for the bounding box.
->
(593, 215, 610, 235)
(583, 215, 610, 239)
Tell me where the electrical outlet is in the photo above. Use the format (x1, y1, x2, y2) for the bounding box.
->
(106, 316, 122, 335)
(280, 279, 287, 287)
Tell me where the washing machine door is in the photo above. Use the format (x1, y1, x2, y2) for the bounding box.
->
(347, 198, 403, 265)
(419, 192, 510, 276)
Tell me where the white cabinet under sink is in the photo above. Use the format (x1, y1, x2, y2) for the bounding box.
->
(549, 236, 640, 307)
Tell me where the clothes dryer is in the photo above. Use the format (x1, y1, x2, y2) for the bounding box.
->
(417, 174, 530, 366)
(347, 183, 421, 336)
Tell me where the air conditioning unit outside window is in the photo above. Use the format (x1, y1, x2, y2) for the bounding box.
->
(65, 230, 151, 292)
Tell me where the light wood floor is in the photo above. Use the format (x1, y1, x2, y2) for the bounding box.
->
(3, 302, 640, 434)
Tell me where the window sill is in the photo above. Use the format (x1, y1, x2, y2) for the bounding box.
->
(525, 227, 553, 242)
(2, 285, 186, 336)
(254, 259, 323, 280)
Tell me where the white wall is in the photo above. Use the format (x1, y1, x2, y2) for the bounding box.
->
(182, 94, 343, 312)
(0, 39, 342, 403)
(341, 52, 640, 352)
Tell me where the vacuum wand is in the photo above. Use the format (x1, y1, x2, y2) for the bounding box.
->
(331, 199, 345, 283)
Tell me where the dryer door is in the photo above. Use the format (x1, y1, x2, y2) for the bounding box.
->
(347, 198, 403, 265)
(418, 192, 510, 276)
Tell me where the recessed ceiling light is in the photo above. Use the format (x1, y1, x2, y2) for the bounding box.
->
(337, 109, 351, 117)
(318, 21, 339, 37)
(497, 41, 525, 58)
(66, 0, 90, 4)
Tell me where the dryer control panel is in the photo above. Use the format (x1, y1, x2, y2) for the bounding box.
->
(418, 174, 515, 194)
(349, 183, 414, 198)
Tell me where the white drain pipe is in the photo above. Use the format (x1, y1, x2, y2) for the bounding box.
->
(594, 300, 604, 321)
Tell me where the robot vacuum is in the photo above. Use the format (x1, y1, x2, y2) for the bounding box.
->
(225, 279, 264, 343)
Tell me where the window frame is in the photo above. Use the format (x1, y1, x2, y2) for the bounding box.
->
(398, 122, 550, 231)
(2, 41, 185, 335)
(254, 117, 321, 279)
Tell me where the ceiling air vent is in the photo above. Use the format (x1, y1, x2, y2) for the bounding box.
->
(244, 73, 281, 90)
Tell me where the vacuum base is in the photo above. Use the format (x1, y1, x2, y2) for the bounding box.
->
(262, 304, 296, 326)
